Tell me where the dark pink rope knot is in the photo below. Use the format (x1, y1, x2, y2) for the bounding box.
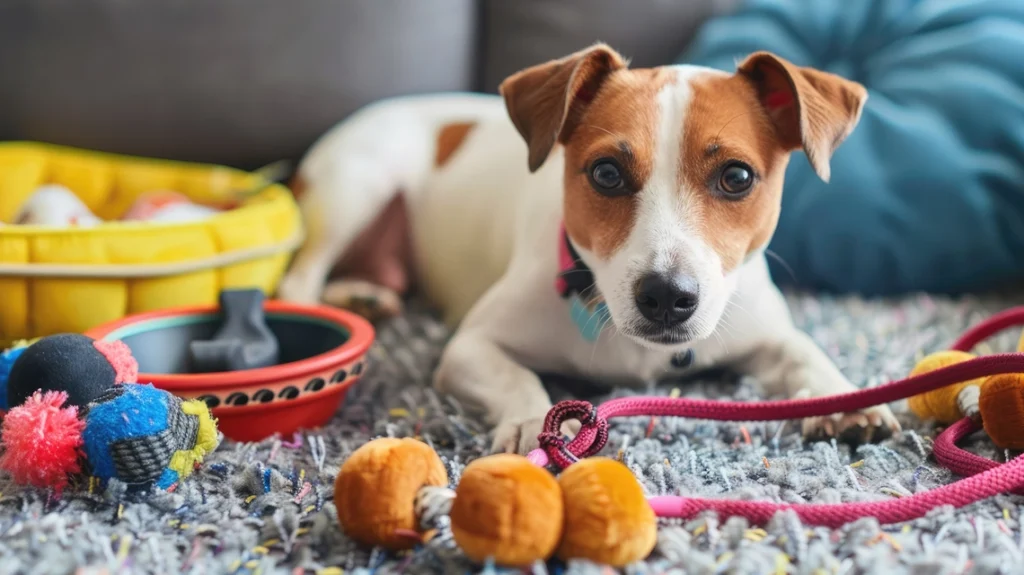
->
(537, 431, 577, 469)
(539, 400, 609, 467)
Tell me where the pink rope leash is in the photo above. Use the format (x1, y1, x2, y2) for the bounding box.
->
(526, 306, 1024, 527)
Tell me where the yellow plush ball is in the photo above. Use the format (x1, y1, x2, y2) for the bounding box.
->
(334, 438, 448, 551)
(556, 457, 657, 566)
(980, 373, 1024, 450)
(907, 350, 983, 423)
(450, 454, 564, 566)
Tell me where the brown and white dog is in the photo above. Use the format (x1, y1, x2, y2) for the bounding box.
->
(278, 44, 900, 453)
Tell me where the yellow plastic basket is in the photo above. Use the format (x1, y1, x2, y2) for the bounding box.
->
(0, 142, 303, 344)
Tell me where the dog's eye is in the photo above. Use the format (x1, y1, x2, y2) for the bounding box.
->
(718, 162, 755, 198)
(588, 159, 629, 196)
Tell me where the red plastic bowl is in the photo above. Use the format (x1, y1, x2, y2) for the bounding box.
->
(86, 300, 374, 442)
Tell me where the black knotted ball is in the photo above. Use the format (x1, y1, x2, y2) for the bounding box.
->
(6, 333, 119, 409)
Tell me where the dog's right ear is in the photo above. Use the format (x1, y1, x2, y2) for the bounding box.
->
(500, 43, 626, 173)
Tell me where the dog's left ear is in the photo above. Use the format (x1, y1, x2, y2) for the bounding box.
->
(738, 52, 867, 182)
(500, 43, 627, 173)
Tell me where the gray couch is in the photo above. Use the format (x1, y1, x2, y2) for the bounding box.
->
(0, 0, 731, 169)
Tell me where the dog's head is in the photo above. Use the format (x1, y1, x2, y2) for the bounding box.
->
(500, 44, 866, 348)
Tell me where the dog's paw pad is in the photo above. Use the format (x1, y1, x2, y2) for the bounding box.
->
(793, 385, 900, 442)
(322, 280, 403, 321)
(800, 405, 899, 443)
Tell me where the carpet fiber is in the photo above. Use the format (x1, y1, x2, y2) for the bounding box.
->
(1, 293, 1023, 575)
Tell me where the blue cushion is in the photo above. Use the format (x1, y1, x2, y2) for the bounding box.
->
(682, 0, 1024, 295)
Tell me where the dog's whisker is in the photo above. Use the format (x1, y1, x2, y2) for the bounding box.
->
(708, 317, 733, 354)
(582, 301, 615, 369)
(582, 291, 604, 309)
(588, 319, 606, 367)
(579, 124, 619, 139)
(716, 317, 741, 354)
(724, 298, 769, 334)
(580, 298, 610, 338)
(765, 249, 798, 283)
(713, 111, 755, 142)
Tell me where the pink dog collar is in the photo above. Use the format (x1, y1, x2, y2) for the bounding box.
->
(556, 225, 610, 342)
(556, 224, 592, 299)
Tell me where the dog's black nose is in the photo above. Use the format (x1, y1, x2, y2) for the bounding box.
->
(634, 273, 699, 326)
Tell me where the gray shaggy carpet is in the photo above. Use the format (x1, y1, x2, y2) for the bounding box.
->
(1, 293, 1024, 575)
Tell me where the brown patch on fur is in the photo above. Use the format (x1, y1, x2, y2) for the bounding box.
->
(561, 68, 674, 258)
(435, 122, 476, 168)
(332, 193, 415, 295)
(289, 174, 307, 200)
(681, 73, 791, 273)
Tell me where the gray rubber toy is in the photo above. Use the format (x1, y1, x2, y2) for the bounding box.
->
(188, 289, 280, 373)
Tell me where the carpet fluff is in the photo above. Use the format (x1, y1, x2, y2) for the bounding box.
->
(1, 293, 1023, 575)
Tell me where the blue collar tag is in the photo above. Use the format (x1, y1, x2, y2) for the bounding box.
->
(569, 295, 610, 342)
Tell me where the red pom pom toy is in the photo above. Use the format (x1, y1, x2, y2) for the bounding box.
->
(0, 391, 85, 491)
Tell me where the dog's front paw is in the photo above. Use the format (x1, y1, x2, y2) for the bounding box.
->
(492, 416, 546, 455)
(491, 417, 581, 455)
(794, 388, 901, 441)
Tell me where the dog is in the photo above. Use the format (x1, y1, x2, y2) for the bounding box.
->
(278, 44, 900, 454)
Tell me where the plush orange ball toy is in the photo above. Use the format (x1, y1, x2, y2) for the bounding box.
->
(333, 438, 658, 567)
(556, 457, 657, 565)
(978, 373, 1024, 449)
(334, 437, 448, 551)
(450, 454, 564, 565)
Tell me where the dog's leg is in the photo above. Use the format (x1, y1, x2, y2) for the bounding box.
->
(722, 260, 900, 439)
(278, 107, 435, 313)
(278, 215, 345, 305)
(744, 329, 901, 438)
(319, 194, 414, 321)
(279, 175, 412, 309)
(435, 328, 555, 454)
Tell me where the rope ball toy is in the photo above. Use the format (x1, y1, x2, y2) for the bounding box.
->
(0, 333, 221, 492)
(334, 438, 656, 567)
(908, 349, 1024, 449)
(334, 306, 1024, 568)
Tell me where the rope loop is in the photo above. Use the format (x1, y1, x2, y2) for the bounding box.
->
(539, 400, 610, 469)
